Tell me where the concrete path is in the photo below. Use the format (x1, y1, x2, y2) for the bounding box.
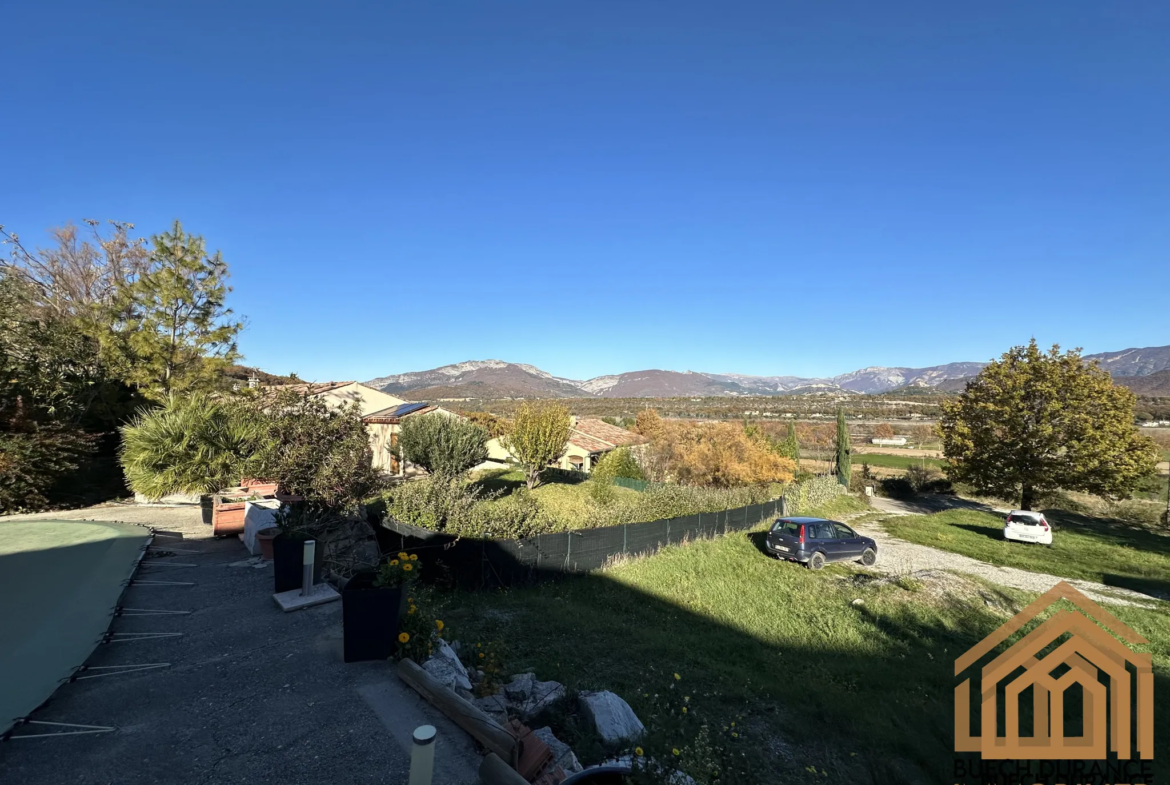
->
(0, 504, 482, 785)
(850, 497, 1161, 608)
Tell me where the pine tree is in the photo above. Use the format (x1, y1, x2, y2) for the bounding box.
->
(111, 221, 241, 400)
(835, 408, 851, 486)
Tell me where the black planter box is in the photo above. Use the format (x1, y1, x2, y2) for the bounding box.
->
(342, 571, 407, 663)
(273, 533, 326, 593)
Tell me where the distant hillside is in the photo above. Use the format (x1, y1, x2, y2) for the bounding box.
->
(1085, 345, 1170, 377)
(224, 365, 298, 385)
(366, 360, 585, 399)
(365, 343, 1170, 399)
(1116, 369, 1170, 397)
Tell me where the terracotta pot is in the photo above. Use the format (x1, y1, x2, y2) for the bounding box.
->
(211, 500, 248, 537)
(240, 478, 279, 497)
(257, 527, 280, 560)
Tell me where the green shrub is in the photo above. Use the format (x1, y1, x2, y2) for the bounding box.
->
(254, 390, 383, 511)
(120, 393, 262, 499)
(457, 489, 549, 539)
(0, 419, 96, 512)
(398, 414, 488, 476)
(385, 474, 489, 532)
(591, 447, 645, 484)
(786, 475, 845, 514)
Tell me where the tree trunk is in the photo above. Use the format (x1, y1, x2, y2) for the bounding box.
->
(526, 466, 538, 491)
(1020, 485, 1035, 511)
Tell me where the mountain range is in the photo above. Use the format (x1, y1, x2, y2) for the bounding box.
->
(364, 345, 1170, 399)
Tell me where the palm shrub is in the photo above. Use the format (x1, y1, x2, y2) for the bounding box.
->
(120, 393, 263, 499)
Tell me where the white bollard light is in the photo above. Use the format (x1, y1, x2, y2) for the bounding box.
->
(301, 539, 315, 596)
(409, 724, 436, 785)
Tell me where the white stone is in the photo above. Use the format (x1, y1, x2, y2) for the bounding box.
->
(579, 691, 645, 744)
(512, 680, 565, 721)
(422, 639, 473, 692)
(533, 726, 583, 774)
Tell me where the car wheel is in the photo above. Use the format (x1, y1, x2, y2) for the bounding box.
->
(860, 548, 877, 567)
(808, 552, 826, 571)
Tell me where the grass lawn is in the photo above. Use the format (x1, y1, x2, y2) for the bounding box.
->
(446, 499, 1170, 782)
(880, 508, 1170, 597)
(472, 469, 642, 530)
(852, 452, 944, 471)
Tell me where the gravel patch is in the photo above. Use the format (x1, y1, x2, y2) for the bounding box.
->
(847, 509, 1159, 608)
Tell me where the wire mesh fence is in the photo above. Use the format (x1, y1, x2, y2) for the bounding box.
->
(379, 496, 788, 590)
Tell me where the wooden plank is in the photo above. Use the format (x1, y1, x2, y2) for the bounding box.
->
(396, 659, 519, 767)
(479, 753, 530, 785)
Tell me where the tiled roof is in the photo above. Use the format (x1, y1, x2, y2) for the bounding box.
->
(568, 432, 616, 453)
(567, 418, 647, 453)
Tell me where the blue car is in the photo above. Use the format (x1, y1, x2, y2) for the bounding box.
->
(765, 516, 878, 570)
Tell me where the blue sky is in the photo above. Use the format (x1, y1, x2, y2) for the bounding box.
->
(3, 1, 1168, 382)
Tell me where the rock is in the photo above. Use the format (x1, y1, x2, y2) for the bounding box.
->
(422, 639, 472, 692)
(512, 680, 565, 721)
(533, 726, 583, 774)
(505, 673, 537, 702)
(469, 668, 484, 685)
(473, 694, 509, 728)
(579, 691, 645, 744)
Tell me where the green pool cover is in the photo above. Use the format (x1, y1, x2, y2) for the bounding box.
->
(0, 520, 152, 735)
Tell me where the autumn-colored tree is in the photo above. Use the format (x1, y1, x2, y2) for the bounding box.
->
(939, 340, 1159, 510)
(872, 423, 896, 440)
(463, 411, 510, 438)
(502, 401, 572, 489)
(647, 421, 795, 488)
(634, 408, 664, 440)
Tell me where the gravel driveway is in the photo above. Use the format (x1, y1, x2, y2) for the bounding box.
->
(848, 499, 1161, 608)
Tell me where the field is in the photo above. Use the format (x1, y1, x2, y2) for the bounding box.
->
(851, 452, 944, 471)
(447, 496, 1170, 782)
(880, 508, 1170, 597)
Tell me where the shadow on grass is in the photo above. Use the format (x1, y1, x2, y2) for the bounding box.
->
(1042, 508, 1170, 557)
(1103, 573, 1170, 601)
(442, 532, 1170, 783)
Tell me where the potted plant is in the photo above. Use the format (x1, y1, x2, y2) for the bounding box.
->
(342, 552, 418, 663)
(256, 526, 280, 560)
(272, 504, 329, 593)
(212, 489, 256, 537)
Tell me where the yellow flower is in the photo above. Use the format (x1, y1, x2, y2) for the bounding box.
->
(398, 552, 408, 560)
(732, 732, 738, 738)
(478, 652, 485, 659)
(681, 707, 688, 713)
(407, 597, 414, 604)
(634, 747, 644, 757)
(435, 620, 444, 631)
(408, 606, 416, 615)
(403, 563, 413, 572)
(398, 632, 410, 643)
(672, 748, 680, 756)
(476, 642, 482, 648)
(673, 673, 681, 681)
(730, 722, 735, 727)
(409, 554, 418, 561)
(389, 559, 399, 566)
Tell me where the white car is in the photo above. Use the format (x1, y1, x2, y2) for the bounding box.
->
(1003, 510, 1053, 546)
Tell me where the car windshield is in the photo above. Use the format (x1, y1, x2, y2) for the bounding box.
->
(773, 520, 802, 536)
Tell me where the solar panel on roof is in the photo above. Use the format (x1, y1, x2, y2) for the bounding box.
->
(392, 402, 428, 417)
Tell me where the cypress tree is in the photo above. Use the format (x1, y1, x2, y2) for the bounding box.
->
(835, 408, 851, 486)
